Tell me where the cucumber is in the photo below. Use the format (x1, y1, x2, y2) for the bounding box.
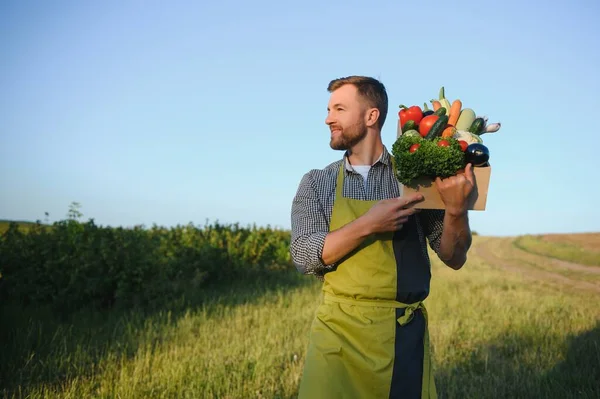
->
(425, 115, 448, 140)
(455, 108, 476, 130)
(402, 120, 417, 132)
(440, 99, 452, 115)
(468, 117, 485, 134)
(434, 107, 446, 116)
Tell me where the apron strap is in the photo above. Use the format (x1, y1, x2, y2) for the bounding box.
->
(396, 301, 424, 325)
(335, 159, 345, 199)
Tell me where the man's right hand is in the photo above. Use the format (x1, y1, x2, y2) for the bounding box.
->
(320, 193, 424, 266)
(363, 193, 425, 234)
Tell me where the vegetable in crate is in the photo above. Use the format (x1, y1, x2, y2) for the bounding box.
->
(403, 129, 421, 138)
(425, 114, 449, 140)
(482, 122, 501, 134)
(455, 108, 476, 130)
(402, 120, 418, 133)
(398, 104, 423, 127)
(468, 118, 486, 134)
(465, 143, 490, 166)
(447, 100, 462, 126)
(437, 87, 452, 116)
(418, 114, 439, 138)
(392, 86, 496, 187)
(422, 102, 434, 116)
(391, 134, 466, 186)
(453, 130, 483, 145)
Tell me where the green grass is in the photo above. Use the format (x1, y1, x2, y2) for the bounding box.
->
(426, 241, 600, 398)
(514, 234, 600, 267)
(2, 236, 600, 398)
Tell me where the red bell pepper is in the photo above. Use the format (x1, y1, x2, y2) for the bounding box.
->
(398, 104, 424, 127)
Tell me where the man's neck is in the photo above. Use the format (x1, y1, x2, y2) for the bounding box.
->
(347, 136, 384, 166)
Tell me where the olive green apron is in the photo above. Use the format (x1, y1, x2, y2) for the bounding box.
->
(298, 160, 437, 399)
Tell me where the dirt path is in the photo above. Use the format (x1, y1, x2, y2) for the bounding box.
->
(544, 257, 600, 275)
(473, 237, 600, 294)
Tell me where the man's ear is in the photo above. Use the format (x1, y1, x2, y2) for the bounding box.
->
(365, 108, 380, 127)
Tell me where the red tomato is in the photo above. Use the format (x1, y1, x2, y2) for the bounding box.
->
(437, 140, 450, 147)
(409, 143, 420, 153)
(418, 115, 438, 137)
(458, 140, 468, 151)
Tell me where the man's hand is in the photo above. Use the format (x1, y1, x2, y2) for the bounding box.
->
(435, 163, 477, 216)
(320, 193, 424, 266)
(363, 193, 425, 234)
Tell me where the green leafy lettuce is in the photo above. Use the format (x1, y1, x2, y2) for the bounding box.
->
(391, 135, 466, 186)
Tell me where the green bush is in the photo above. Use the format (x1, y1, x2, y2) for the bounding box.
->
(0, 216, 292, 314)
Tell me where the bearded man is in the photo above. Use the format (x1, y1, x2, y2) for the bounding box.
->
(290, 76, 476, 399)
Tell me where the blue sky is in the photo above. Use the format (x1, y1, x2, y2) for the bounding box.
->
(1, 0, 599, 236)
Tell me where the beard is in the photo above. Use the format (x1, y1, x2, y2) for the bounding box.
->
(329, 119, 368, 150)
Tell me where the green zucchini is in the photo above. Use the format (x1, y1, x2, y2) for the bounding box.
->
(425, 115, 448, 140)
(434, 107, 446, 116)
(468, 118, 485, 134)
(402, 120, 417, 132)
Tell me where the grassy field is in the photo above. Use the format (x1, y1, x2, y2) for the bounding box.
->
(514, 233, 600, 267)
(1, 233, 599, 398)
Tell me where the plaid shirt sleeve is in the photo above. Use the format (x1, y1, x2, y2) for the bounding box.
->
(418, 209, 445, 254)
(290, 171, 334, 277)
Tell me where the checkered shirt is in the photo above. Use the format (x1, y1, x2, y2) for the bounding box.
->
(290, 146, 445, 279)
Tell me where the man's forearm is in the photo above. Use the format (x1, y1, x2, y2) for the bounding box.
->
(321, 216, 372, 265)
(437, 211, 472, 269)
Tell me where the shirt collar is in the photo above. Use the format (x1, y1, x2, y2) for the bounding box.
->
(343, 145, 392, 172)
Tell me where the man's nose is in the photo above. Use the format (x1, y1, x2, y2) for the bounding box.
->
(325, 113, 334, 125)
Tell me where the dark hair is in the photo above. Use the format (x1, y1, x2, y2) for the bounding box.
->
(327, 75, 389, 129)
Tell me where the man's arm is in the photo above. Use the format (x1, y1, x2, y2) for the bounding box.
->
(321, 217, 372, 265)
(420, 209, 472, 270)
(291, 172, 425, 274)
(290, 171, 375, 275)
(323, 193, 425, 264)
(424, 163, 477, 270)
(290, 172, 333, 276)
(437, 211, 472, 269)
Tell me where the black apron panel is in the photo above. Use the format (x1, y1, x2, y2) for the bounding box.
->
(389, 307, 426, 399)
(392, 214, 431, 304)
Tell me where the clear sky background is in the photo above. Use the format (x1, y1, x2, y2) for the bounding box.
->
(1, 0, 599, 237)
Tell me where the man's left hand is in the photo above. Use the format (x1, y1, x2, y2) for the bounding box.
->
(435, 163, 477, 216)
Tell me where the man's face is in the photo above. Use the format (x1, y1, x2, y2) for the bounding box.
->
(325, 84, 368, 150)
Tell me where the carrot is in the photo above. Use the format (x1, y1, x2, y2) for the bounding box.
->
(441, 126, 456, 138)
(430, 100, 441, 111)
(447, 99, 462, 126)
